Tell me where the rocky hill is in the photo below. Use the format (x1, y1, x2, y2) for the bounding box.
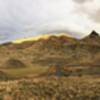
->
(80, 30, 100, 45)
(0, 31, 100, 68)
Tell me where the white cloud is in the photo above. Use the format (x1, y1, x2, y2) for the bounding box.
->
(0, 0, 99, 43)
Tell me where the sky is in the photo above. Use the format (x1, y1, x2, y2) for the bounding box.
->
(0, 0, 100, 43)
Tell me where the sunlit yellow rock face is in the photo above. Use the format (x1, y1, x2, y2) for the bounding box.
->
(12, 33, 72, 44)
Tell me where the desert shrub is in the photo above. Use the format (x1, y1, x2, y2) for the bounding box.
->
(0, 77, 100, 100)
(4, 58, 26, 68)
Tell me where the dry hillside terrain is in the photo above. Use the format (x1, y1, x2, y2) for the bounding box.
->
(0, 31, 100, 99)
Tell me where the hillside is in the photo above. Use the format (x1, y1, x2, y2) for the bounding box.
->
(0, 31, 100, 77)
(80, 30, 100, 45)
(0, 31, 100, 66)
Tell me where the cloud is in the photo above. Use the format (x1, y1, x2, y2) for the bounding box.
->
(91, 9, 100, 22)
(73, 0, 92, 4)
(75, 0, 100, 23)
(0, 0, 99, 43)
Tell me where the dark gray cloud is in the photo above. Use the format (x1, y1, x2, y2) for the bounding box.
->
(74, 0, 92, 4)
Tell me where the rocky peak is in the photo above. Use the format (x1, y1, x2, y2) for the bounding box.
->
(89, 30, 99, 38)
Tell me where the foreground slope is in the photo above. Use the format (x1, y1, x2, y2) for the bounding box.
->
(0, 76, 100, 100)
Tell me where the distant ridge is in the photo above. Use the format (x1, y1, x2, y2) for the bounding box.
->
(89, 30, 99, 38)
(81, 30, 100, 45)
(12, 33, 72, 44)
(0, 30, 100, 70)
(0, 30, 100, 49)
